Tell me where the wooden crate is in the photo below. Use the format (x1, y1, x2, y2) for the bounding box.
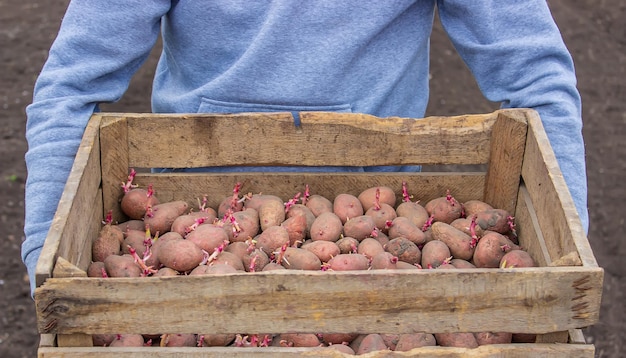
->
(34, 109, 603, 357)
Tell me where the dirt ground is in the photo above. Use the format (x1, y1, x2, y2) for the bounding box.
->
(0, 1, 623, 357)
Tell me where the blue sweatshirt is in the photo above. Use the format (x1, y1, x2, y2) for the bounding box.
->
(23, 1, 587, 294)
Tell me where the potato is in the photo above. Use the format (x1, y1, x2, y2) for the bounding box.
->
(285, 204, 316, 237)
(384, 237, 421, 265)
(281, 247, 322, 270)
(365, 203, 397, 233)
(121, 229, 148, 257)
(357, 237, 385, 260)
(217, 194, 244, 218)
(395, 333, 437, 351)
(396, 260, 420, 270)
(472, 231, 519, 268)
(420, 240, 451, 269)
(259, 199, 286, 231)
(226, 208, 260, 242)
(224, 241, 250, 261)
(370, 252, 399, 269)
(261, 262, 286, 271)
(243, 194, 283, 212)
(92, 333, 117, 347)
(304, 194, 333, 217)
(301, 240, 341, 263)
(358, 186, 396, 212)
(310, 212, 343, 242)
(322, 344, 355, 355)
(355, 334, 389, 354)
(255, 225, 290, 256)
(211, 251, 245, 271)
(242, 248, 270, 272)
(434, 332, 479, 348)
(276, 333, 320, 347)
(87, 261, 106, 278)
(143, 200, 190, 235)
(171, 211, 216, 237)
(92, 224, 123, 262)
(387, 216, 426, 246)
(474, 332, 513, 345)
(430, 222, 474, 261)
(336, 236, 360, 254)
(116, 219, 146, 233)
(157, 237, 205, 272)
(200, 333, 236, 347)
(153, 267, 179, 277)
(450, 217, 484, 239)
(185, 224, 230, 253)
(395, 201, 430, 229)
(120, 186, 160, 220)
(109, 333, 145, 347)
(103, 254, 143, 278)
(145, 231, 183, 270)
(380, 334, 399, 350)
(474, 208, 512, 235)
(326, 253, 370, 271)
(450, 258, 477, 269)
(281, 214, 308, 247)
(320, 333, 359, 345)
(343, 215, 377, 241)
(500, 249, 536, 268)
(189, 263, 238, 275)
(333, 193, 364, 224)
(160, 333, 197, 347)
(425, 192, 463, 224)
(463, 199, 494, 217)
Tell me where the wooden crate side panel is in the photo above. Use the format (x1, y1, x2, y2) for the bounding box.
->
(482, 110, 528, 214)
(99, 114, 131, 223)
(35, 268, 602, 336)
(514, 185, 552, 267)
(37, 343, 595, 358)
(521, 112, 598, 268)
(35, 117, 103, 287)
(121, 111, 498, 169)
(132, 172, 486, 211)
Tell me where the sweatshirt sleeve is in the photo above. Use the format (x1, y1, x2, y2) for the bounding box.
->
(22, 1, 170, 296)
(436, 0, 588, 233)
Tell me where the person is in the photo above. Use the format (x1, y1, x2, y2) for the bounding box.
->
(22, 1, 587, 295)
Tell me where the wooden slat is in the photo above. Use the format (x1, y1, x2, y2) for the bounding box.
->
(514, 184, 552, 267)
(520, 111, 598, 268)
(38, 343, 595, 358)
(99, 114, 131, 223)
(35, 267, 602, 336)
(482, 110, 528, 214)
(132, 172, 486, 211)
(35, 116, 103, 287)
(118, 111, 498, 169)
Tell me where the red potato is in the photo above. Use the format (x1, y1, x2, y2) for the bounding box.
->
(380, 334, 399, 350)
(157, 237, 205, 272)
(276, 333, 321, 347)
(365, 203, 397, 233)
(472, 231, 519, 268)
(474, 208, 513, 235)
(434, 332, 479, 348)
(281, 214, 308, 247)
(122, 229, 149, 257)
(500, 249, 536, 268)
(425, 192, 463, 224)
(420, 240, 451, 269)
(200, 333, 236, 347)
(395, 201, 430, 230)
(258, 199, 286, 231)
(190, 263, 238, 275)
(326, 253, 370, 271)
(242, 248, 270, 272)
(395, 333, 437, 351)
(120, 186, 160, 220)
(285, 203, 316, 237)
(370, 251, 399, 269)
(225, 208, 260, 242)
(224, 241, 249, 261)
(343, 215, 377, 241)
(217, 194, 244, 218)
(320, 333, 359, 345)
(463, 199, 494, 218)
(336, 236, 360, 254)
(281, 247, 322, 270)
(92, 223, 123, 262)
(384, 237, 421, 265)
(243, 194, 283, 212)
(255, 225, 290, 256)
(372, 230, 390, 247)
(211, 251, 245, 271)
(387, 216, 426, 246)
(144, 231, 183, 270)
(143, 200, 190, 235)
(301, 240, 341, 263)
(333, 193, 364, 224)
(358, 186, 396, 212)
(310, 212, 344, 242)
(92, 333, 117, 347)
(185, 224, 230, 253)
(396, 260, 420, 270)
(322, 344, 355, 355)
(357, 237, 385, 260)
(171, 211, 216, 237)
(355, 334, 389, 355)
(161, 333, 197, 347)
(450, 217, 484, 239)
(304, 194, 333, 217)
(430, 222, 475, 261)
(116, 219, 146, 233)
(108, 334, 145, 347)
(153, 267, 179, 277)
(103, 254, 142, 278)
(474, 332, 513, 345)
(87, 261, 106, 278)
(450, 258, 477, 269)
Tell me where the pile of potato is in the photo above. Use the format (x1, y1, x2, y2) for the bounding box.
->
(87, 175, 538, 352)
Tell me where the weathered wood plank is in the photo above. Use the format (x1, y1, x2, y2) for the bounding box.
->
(483, 110, 527, 214)
(35, 267, 602, 336)
(37, 343, 595, 358)
(119, 111, 498, 169)
(99, 114, 131, 223)
(36, 116, 103, 286)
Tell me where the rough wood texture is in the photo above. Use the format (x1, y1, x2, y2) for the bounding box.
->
(36, 267, 602, 336)
(36, 343, 595, 358)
